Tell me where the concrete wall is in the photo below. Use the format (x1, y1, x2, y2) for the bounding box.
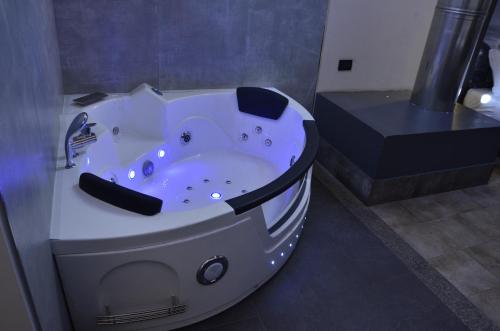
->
(0, 198, 36, 331)
(53, 0, 329, 110)
(0, 1, 70, 330)
(485, 2, 500, 47)
(317, 0, 437, 92)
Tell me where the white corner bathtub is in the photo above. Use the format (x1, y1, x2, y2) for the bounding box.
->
(50, 83, 318, 330)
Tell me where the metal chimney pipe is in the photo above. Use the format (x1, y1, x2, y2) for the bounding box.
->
(411, 0, 495, 112)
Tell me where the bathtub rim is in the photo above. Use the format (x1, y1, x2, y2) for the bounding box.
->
(226, 119, 318, 215)
(51, 85, 316, 252)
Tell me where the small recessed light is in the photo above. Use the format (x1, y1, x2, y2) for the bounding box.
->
(289, 243, 293, 247)
(211, 192, 222, 200)
(481, 94, 492, 104)
(271, 260, 275, 265)
(158, 149, 166, 158)
(128, 170, 136, 180)
(280, 252, 284, 257)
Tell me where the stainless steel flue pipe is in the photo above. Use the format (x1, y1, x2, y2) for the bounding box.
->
(411, 0, 496, 112)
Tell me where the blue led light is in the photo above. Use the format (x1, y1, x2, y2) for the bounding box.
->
(211, 192, 222, 200)
(158, 149, 166, 158)
(289, 243, 293, 247)
(280, 252, 284, 257)
(128, 170, 136, 180)
(271, 260, 275, 265)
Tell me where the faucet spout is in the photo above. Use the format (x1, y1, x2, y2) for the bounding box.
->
(65, 112, 88, 169)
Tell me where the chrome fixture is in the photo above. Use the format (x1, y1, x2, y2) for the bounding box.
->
(181, 131, 191, 144)
(197, 256, 228, 285)
(240, 133, 248, 141)
(112, 126, 120, 135)
(254, 126, 262, 134)
(265, 138, 272, 146)
(109, 175, 117, 184)
(65, 112, 97, 169)
(142, 160, 154, 177)
(411, 0, 495, 112)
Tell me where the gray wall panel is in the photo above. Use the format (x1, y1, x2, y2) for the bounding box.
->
(54, 0, 329, 109)
(0, 0, 70, 330)
(485, 2, 500, 47)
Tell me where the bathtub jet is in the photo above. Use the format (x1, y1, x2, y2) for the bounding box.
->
(51, 83, 318, 330)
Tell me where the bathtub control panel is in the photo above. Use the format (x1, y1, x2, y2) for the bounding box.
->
(205, 263, 224, 281)
(197, 256, 228, 285)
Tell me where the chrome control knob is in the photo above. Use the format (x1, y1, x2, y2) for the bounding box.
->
(197, 256, 228, 285)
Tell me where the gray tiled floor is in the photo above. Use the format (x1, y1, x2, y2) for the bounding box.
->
(371, 166, 500, 327)
(178, 180, 467, 331)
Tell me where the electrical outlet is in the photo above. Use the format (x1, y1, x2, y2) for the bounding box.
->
(338, 59, 353, 71)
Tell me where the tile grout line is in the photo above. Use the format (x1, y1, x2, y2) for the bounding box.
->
(313, 162, 500, 331)
(465, 243, 500, 285)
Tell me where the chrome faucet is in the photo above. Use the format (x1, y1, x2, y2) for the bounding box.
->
(65, 112, 97, 169)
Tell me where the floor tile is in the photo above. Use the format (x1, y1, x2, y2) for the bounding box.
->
(370, 201, 422, 230)
(432, 216, 488, 250)
(463, 182, 500, 208)
(469, 287, 500, 326)
(316, 166, 500, 329)
(395, 221, 457, 259)
(182, 317, 266, 331)
(467, 239, 500, 280)
(400, 190, 480, 222)
(430, 250, 500, 297)
(455, 205, 500, 239)
(392, 214, 487, 260)
(362, 273, 468, 331)
(176, 180, 468, 331)
(488, 166, 500, 185)
(177, 297, 259, 331)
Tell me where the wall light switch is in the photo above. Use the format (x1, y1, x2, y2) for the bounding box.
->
(338, 59, 353, 71)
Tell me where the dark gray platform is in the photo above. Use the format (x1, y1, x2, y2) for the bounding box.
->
(177, 180, 475, 331)
(315, 91, 500, 204)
